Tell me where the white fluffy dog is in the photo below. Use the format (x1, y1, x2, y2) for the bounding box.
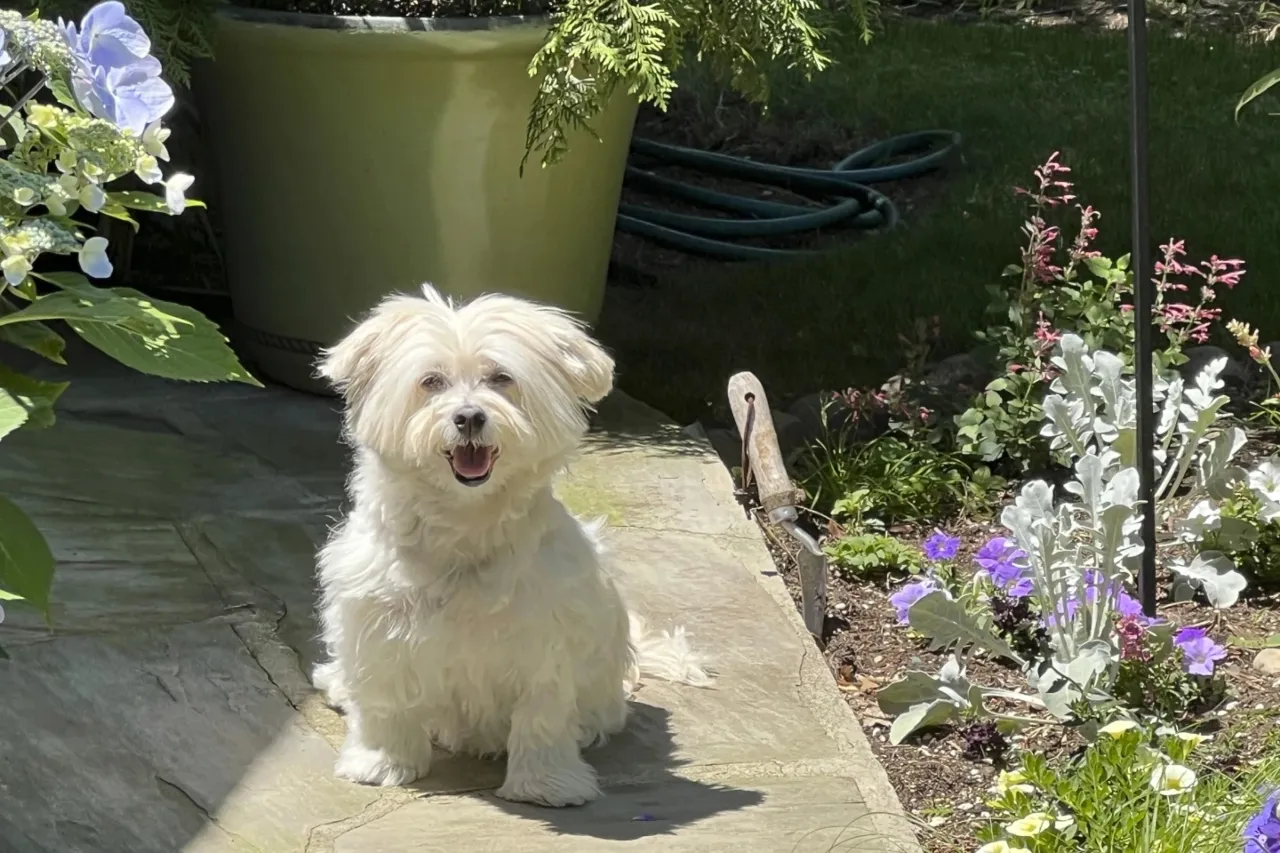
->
(310, 284, 710, 808)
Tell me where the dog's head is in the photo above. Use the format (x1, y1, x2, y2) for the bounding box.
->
(318, 284, 614, 492)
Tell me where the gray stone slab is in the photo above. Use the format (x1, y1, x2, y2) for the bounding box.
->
(0, 623, 377, 853)
(0, 503, 225, 639)
(336, 776, 879, 853)
(186, 513, 329, 682)
(0, 347, 916, 853)
(0, 415, 321, 516)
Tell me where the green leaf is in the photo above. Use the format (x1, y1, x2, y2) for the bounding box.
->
(108, 190, 206, 214)
(66, 287, 260, 386)
(0, 319, 66, 364)
(889, 699, 958, 745)
(100, 201, 141, 233)
(1238, 68, 1280, 119)
(907, 591, 1024, 664)
(1228, 634, 1280, 649)
(0, 288, 145, 327)
(0, 365, 68, 439)
(1084, 256, 1112, 277)
(47, 77, 78, 110)
(0, 495, 54, 619)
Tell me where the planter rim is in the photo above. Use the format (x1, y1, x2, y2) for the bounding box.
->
(218, 7, 549, 32)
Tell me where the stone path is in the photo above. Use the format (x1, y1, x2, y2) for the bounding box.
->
(0, 343, 916, 853)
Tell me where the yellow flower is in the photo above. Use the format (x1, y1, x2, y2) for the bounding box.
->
(26, 103, 59, 129)
(1176, 732, 1212, 750)
(1228, 319, 1260, 349)
(1006, 812, 1053, 837)
(976, 842, 1032, 853)
(1151, 764, 1197, 796)
(994, 769, 1035, 795)
(1099, 719, 1140, 738)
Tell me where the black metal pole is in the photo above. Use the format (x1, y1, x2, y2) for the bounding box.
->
(1128, 0, 1158, 617)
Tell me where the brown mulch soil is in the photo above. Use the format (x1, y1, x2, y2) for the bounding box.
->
(756, 494, 1280, 853)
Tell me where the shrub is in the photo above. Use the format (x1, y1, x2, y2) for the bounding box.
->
(955, 153, 1242, 473)
(878, 334, 1251, 744)
(0, 4, 254, 637)
(977, 725, 1278, 853)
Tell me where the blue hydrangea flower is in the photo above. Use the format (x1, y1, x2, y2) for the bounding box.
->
(59, 1, 173, 134)
(1244, 788, 1280, 853)
(923, 530, 960, 562)
(0, 28, 12, 70)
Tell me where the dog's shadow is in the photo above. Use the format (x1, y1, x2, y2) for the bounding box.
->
(409, 700, 764, 841)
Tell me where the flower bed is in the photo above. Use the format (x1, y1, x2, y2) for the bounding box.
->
(758, 154, 1280, 853)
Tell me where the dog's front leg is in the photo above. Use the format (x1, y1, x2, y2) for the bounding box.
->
(495, 690, 600, 807)
(335, 707, 433, 788)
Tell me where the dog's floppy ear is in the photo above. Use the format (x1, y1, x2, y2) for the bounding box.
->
(316, 314, 382, 400)
(548, 313, 615, 405)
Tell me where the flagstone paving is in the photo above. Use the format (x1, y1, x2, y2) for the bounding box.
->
(0, 341, 917, 853)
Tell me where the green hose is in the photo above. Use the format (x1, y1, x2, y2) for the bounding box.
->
(616, 130, 962, 261)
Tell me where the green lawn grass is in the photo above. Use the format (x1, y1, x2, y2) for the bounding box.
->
(598, 18, 1280, 425)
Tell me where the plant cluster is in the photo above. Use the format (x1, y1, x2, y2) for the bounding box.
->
(802, 430, 994, 529)
(976, 723, 1280, 853)
(825, 530, 923, 580)
(0, 2, 253, 638)
(877, 334, 1260, 744)
(956, 153, 1243, 473)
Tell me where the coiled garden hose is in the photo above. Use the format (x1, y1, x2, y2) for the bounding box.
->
(616, 130, 963, 261)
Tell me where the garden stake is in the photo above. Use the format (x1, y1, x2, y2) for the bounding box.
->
(1128, 0, 1159, 617)
(727, 372, 828, 639)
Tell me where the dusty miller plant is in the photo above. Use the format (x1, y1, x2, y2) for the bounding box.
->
(878, 334, 1250, 744)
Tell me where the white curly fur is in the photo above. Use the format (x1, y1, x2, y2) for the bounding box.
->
(311, 284, 710, 807)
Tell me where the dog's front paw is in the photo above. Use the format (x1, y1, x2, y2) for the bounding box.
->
(496, 756, 600, 807)
(335, 745, 430, 787)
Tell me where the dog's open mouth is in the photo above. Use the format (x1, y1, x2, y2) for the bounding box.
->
(448, 443, 497, 486)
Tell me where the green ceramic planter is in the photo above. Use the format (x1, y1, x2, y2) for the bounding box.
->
(197, 10, 637, 393)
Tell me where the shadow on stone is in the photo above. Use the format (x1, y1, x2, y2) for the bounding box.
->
(471, 703, 765, 841)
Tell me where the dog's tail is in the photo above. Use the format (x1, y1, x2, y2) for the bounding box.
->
(628, 612, 713, 688)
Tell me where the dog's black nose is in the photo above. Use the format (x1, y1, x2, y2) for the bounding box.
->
(453, 406, 487, 434)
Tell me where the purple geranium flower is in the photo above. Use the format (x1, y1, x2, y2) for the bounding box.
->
(890, 579, 939, 625)
(1245, 788, 1280, 853)
(975, 537, 1025, 574)
(1175, 626, 1208, 646)
(1116, 590, 1144, 619)
(1043, 597, 1079, 630)
(976, 537, 1032, 598)
(923, 531, 960, 562)
(1179, 635, 1227, 676)
(59, 1, 174, 134)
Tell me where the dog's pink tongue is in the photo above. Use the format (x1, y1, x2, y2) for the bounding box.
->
(452, 445, 493, 478)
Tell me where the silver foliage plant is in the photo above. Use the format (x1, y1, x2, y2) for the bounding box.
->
(878, 333, 1255, 744)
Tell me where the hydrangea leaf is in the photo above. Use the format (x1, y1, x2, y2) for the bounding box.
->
(0, 495, 53, 620)
(30, 277, 259, 386)
(0, 364, 67, 440)
(0, 320, 65, 364)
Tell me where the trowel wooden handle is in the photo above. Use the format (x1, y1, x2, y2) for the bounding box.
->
(727, 372, 798, 515)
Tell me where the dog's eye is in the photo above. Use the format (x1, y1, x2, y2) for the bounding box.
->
(488, 371, 514, 387)
(421, 372, 448, 391)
